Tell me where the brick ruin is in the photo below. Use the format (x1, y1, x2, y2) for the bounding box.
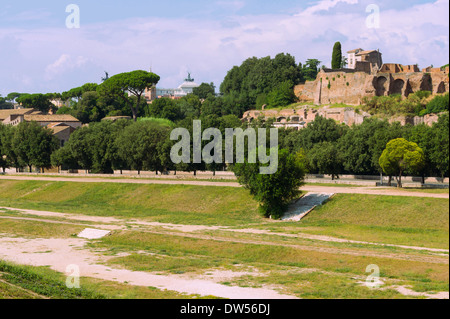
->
(295, 49, 449, 106)
(242, 49, 448, 129)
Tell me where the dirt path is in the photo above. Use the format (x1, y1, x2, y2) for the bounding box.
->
(1, 206, 448, 299)
(0, 236, 296, 299)
(1, 206, 448, 255)
(1, 175, 448, 198)
(1, 207, 448, 264)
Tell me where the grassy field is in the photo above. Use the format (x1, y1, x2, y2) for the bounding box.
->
(266, 194, 450, 249)
(0, 179, 448, 299)
(0, 261, 208, 299)
(0, 180, 260, 225)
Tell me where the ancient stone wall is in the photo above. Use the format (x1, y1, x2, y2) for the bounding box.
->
(294, 68, 449, 106)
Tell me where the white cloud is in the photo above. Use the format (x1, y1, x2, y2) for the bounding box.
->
(299, 0, 359, 15)
(0, 0, 448, 95)
(44, 54, 89, 81)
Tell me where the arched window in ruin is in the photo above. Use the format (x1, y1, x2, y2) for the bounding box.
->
(437, 81, 446, 94)
(391, 79, 405, 96)
(375, 76, 388, 96)
(404, 81, 414, 97)
(420, 74, 433, 92)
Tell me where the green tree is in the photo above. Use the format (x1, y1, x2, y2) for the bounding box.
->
(307, 142, 343, 180)
(292, 116, 347, 151)
(220, 53, 304, 112)
(266, 80, 296, 108)
(428, 114, 449, 178)
(0, 125, 12, 171)
(379, 138, 426, 188)
(5, 92, 22, 103)
(233, 148, 307, 219)
(338, 119, 405, 175)
(16, 94, 54, 114)
(302, 59, 321, 81)
(331, 42, 342, 69)
(98, 70, 160, 121)
(11, 121, 59, 172)
(420, 93, 449, 116)
(146, 97, 182, 122)
(115, 121, 171, 174)
(69, 91, 104, 124)
(51, 146, 77, 172)
(0, 95, 13, 109)
(178, 94, 202, 119)
(192, 83, 216, 99)
(63, 126, 94, 173)
(0, 124, 19, 171)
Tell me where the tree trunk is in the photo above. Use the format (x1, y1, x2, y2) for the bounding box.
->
(388, 176, 392, 187)
(397, 172, 403, 188)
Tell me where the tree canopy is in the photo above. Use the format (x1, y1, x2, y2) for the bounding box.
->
(98, 70, 160, 121)
(379, 138, 426, 188)
(332, 42, 342, 69)
(233, 148, 307, 219)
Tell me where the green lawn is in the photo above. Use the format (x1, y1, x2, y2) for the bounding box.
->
(0, 261, 207, 299)
(265, 194, 449, 249)
(0, 179, 448, 299)
(0, 180, 261, 226)
(93, 230, 448, 297)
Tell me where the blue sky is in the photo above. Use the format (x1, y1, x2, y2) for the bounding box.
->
(0, 0, 448, 96)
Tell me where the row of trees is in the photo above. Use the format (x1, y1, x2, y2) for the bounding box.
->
(279, 113, 449, 180)
(0, 122, 58, 172)
(2, 112, 447, 180)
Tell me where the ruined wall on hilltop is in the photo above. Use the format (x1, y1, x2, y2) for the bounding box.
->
(294, 70, 376, 106)
(294, 68, 449, 106)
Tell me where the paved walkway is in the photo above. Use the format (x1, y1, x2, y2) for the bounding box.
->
(0, 175, 448, 199)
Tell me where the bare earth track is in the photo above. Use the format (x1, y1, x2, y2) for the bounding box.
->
(0, 206, 448, 299)
(0, 176, 448, 299)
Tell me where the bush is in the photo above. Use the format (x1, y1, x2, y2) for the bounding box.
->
(420, 93, 449, 116)
(233, 148, 307, 219)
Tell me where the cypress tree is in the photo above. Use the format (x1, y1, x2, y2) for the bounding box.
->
(332, 42, 342, 70)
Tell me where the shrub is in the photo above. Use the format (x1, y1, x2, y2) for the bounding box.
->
(233, 148, 307, 219)
(420, 93, 449, 116)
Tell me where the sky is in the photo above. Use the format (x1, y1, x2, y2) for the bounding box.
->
(0, 0, 448, 96)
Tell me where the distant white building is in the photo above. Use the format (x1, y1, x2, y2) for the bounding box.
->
(347, 48, 363, 69)
(346, 48, 383, 72)
(144, 73, 200, 101)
